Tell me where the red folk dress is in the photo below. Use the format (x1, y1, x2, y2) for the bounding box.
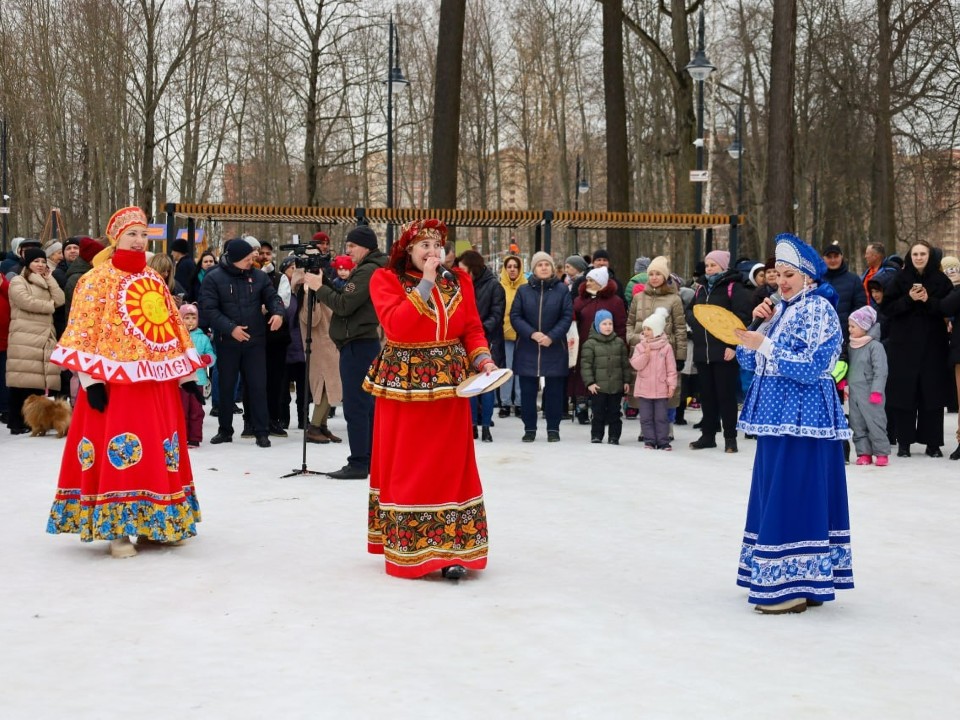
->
(363, 267, 491, 578)
(46, 249, 204, 542)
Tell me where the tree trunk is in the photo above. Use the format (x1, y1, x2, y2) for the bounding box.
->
(871, 0, 896, 252)
(139, 5, 158, 220)
(764, 0, 798, 254)
(302, 1, 324, 206)
(601, 0, 630, 270)
(429, 0, 466, 210)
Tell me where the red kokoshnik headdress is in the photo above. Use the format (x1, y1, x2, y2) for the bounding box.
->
(106, 206, 148, 245)
(389, 218, 448, 270)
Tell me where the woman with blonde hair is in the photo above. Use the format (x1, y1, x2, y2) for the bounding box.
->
(148, 252, 186, 305)
(47, 207, 205, 558)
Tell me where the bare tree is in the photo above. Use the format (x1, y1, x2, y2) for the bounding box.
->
(126, 0, 212, 219)
(763, 0, 796, 250)
(601, 0, 630, 268)
(429, 0, 466, 210)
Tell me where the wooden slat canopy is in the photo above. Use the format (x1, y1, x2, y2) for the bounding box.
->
(552, 210, 742, 230)
(167, 203, 741, 231)
(363, 207, 543, 228)
(170, 203, 357, 224)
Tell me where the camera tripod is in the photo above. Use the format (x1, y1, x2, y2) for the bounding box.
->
(282, 286, 326, 478)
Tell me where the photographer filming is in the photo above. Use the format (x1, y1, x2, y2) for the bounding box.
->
(284, 232, 342, 445)
(300, 226, 387, 479)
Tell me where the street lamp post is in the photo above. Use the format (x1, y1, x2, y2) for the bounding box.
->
(385, 15, 409, 251)
(573, 154, 589, 253)
(727, 101, 744, 262)
(685, 9, 715, 261)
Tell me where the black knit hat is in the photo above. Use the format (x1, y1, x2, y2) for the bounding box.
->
(170, 238, 191, 255)
(346, 225, 379, 251)
(225, 238, 256, 263)
(22, 247, 46, 266)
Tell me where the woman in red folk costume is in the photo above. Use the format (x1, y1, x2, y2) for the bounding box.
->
(364, 219, 495, 580)
(47, 207, 205, 558)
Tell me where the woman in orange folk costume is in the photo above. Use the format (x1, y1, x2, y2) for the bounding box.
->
(46, 207, 205, 558)
(364, 219, 495, 580)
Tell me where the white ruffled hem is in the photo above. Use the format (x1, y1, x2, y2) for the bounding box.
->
(736, 420, 852, 440)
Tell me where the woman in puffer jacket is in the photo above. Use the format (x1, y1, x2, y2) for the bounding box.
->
(510, 251, 573, 442)
(5, 247, 64, 433)
(625, 256, 686, 431)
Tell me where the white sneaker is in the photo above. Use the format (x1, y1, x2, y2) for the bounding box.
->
(109, 537, 137, 558)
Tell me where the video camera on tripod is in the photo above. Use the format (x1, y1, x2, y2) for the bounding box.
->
(279, 242, 332, 277)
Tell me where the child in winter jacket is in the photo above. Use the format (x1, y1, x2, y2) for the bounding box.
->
(178, 304, 217, 447)
(330, 255, 355, 290)
(631, 307, 678, 449)
(847, 306, 890, 466)
(580, 309, 630, 444)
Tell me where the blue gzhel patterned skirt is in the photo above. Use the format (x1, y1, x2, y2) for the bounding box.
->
(737, 435, 853, 604)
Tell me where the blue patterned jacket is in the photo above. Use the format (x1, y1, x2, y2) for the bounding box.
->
(736, 291, 851, 440)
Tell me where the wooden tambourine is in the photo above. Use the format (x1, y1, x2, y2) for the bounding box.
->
(456, 368, 513, 397)
(692, 304, 747, 345)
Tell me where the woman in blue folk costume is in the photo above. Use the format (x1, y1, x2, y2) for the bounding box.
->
(733, 233, 853, 614)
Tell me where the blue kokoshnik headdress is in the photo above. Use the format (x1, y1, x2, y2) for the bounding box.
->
(774, 232, 839, 308)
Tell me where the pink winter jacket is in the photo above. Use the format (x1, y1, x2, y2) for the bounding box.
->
(630, 334, 677, 399)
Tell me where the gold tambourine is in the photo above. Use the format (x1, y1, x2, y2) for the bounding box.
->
(692, 304, 746, 345)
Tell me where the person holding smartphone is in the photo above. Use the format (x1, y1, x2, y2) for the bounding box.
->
(879, 240, 952, 457)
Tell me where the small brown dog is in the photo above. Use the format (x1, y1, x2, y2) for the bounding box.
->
(23, 395, 72, 438)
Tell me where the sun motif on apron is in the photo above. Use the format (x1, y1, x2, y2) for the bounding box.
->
(118, 273, 180, 350)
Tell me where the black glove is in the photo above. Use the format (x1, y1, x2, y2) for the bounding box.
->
(181, 380, 204, 402)
(676, 359, 685, 371)
(86, 383, 108, 412)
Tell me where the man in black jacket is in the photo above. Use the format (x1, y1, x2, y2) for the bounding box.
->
(302, 225, 388, 479)
(200, 238, 285, 447)
(822, 243, 866, 342)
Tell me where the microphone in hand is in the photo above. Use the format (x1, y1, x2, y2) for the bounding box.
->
(438, 267, 456, 283)
(747, 292, 782, 331)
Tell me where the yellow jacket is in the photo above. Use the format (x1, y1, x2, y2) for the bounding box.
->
(499, 254, 526, 341)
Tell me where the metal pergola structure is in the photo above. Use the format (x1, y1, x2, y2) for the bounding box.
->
(164, 202, 744, 258)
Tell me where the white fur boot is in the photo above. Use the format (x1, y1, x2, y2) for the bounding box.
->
(110, 537, 138, 558)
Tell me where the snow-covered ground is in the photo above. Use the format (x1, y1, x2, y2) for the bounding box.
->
(2, 405, 959, 718)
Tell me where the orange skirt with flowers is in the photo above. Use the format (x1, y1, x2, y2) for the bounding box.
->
(367, 396, 488, 578)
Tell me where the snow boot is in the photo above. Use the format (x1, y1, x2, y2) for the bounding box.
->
(110, 537, 137, 559)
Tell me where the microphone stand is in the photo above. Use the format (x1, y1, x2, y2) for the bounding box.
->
(282, 284, 325, 477)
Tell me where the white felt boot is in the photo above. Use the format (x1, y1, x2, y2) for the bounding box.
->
(109, 537, 138, 559)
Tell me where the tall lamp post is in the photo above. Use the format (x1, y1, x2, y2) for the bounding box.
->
(685, 9, 715, 260)
(384, 15, 409, 251)
(573, 154, 589, 253)
(727, 100, 744, 262)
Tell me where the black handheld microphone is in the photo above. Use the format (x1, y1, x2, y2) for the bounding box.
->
(747, 292, 781, 331)
(439, 267, 457, 283)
